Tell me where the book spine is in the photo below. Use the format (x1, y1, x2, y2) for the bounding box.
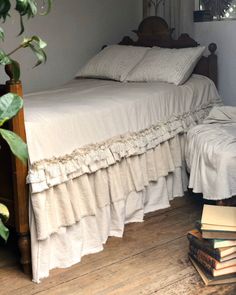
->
(187, 233, 220, 260)
(189, 251, 213, 276)
(189, 244, 217, 270)
(202, 230, 236, 240)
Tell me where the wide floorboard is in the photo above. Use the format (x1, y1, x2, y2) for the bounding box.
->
(0, 196, 235, 295)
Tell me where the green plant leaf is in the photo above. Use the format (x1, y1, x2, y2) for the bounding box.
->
(0, 27, 4, 41)
(29, 43, 47, 67)
(31, 35, 47, 49)
(0, 49, 11, 66)
(0, 0, 11, 22)
(0, 128, 28, 164)
(18, 15, 25, 36)
(22, 35, 47, 49)
(21, 36, 47, 67)
(16, 0, 38, 34)
(15, 0, 32, 16)
(27, 0, 37, 17)
(0, 203, 9, 223)
(39, 0, 52, 16)
(0, 218, 9, 242)
(1, 0, 53, 34)
(0, 93, 23, 125)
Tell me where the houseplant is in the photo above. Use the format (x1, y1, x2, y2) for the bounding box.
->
(0, 91, 27, 242)
(0, 203, 9, 241)
(0, 0, 52, 242)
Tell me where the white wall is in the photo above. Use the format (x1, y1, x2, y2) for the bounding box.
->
(195, 21, 236, 106)
(1, 0, 142, 93)
(148, 0, 194, 37)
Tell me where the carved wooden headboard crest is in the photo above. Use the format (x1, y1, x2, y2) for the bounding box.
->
(119, 16, 218, 87)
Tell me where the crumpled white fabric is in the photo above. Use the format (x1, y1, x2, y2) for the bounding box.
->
(204, 105, 236, 124)
(186, 106, 236, 200)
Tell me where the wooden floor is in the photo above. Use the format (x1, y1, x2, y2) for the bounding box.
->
(0, 196, 236, 295)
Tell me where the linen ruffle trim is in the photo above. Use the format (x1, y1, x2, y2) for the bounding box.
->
(27, 103, 215, 194)
(31, 134, 187, 240)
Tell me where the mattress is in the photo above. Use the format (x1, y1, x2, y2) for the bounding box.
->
(23, 75, 221, 282)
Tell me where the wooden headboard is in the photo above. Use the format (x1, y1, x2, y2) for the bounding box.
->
(119, 16, 218, 87)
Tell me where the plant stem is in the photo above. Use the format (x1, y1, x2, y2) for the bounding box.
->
(7, 44, 23, 57)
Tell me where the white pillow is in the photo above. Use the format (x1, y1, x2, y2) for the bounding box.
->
(126, 46, 205, 85)
(76, 45, 150, 82)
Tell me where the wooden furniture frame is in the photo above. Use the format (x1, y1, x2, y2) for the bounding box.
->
(0, 80, 30, 274)
(119, 16, 218, 87)
(0, 16, 218, 277)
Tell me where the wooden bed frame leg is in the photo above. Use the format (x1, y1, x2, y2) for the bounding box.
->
(18, 232, 31, 275)
(5, 79, 32, 277)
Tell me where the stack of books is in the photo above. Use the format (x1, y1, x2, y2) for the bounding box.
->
(188, 205, 236, 285)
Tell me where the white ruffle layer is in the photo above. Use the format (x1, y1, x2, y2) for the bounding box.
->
(31, 168, 187, 283)
(27, 104, 212, 194)
(31, 134, 187, 241)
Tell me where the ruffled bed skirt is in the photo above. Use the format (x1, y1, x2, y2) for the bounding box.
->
(30, 131, 189, 282)
(26, 77, 221, 282)
(29, 110, 216, 282)
(30, 134, 186, 241)
(30, 165, 188, 283)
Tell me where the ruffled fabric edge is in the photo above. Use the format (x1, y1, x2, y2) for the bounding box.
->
(31, 132, 186, 241)
(27, 103, 215, 194)
(31, 170, 186, 283)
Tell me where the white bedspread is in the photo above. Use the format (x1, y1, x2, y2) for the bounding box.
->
(24, 75, 220, 194)
(186, 106, 236, 200)
(23, 75, 221, 282)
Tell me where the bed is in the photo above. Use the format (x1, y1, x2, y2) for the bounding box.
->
(0, 17, 221, 282)
(186, 106, 236, 201)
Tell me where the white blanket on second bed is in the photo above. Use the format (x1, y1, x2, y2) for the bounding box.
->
(186, 106, 236, 200)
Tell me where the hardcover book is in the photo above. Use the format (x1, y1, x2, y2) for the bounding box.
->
(189, 244, 236, 270)
(201, 205, 236, 231)
(187, 229, 236, 261)
(213, 239, 236, 249)
(202, 230, 236, 240)
(201, 224, 236, 232)
(220, 252, 236, 262)
(189, 251, 236, 277)
(189, 255, 236, 286)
